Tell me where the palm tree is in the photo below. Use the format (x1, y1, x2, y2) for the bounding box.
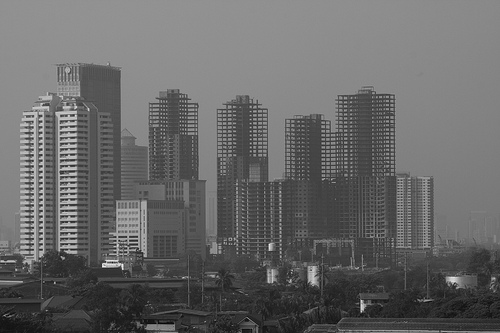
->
(216, 268, 235, 293)
(215, 268, 234, 311)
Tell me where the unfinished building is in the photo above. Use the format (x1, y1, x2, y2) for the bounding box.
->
(149, 89, 198, 181)
(334, 86, 396, 263)
(217, 95, 268, 254)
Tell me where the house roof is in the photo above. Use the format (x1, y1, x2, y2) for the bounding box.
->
(232, 314, 262, 326)
(42, 296, 86, 311)
(52, 310, 92, 332)
(160, 309, 212, 317)
(337, 318, 500, 331)
(0, 298, 43, 304)
(304, 324, 337, 333)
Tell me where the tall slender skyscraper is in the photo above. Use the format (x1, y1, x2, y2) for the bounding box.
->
(149, 90, 198, 181)
(217, 95, 268, 249)
(285, 114, 333, 182)
(56, 63, 121, 201)
(20, 93, 114, 263)
(396, 173, 434, 249)
(284, 114, 334, 245)
(335, 87, 396, 258)
(121, 129, 148, 200)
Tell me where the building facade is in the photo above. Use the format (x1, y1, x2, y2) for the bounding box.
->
(217, 95, 268, 249)
(284, 114, 335, 246)
(121, 129, 148, 200)
(134, 180, 206, 259)
(114, 200, 186, 258)
(233, 180, 283, 259)
(285, 114, 334, 182)
(149, 90, 198, 181)
(396, 173, 434, 249)
(334, 87, 396, 260)
(56, 63, 121, 202)
(20, 93, 114, 263)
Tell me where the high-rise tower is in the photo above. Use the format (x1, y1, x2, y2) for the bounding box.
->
(335, 87, 396, 256)
(121, 129, 148, 200)
(56, 63, 121, 201)
(217, 95, 268, 247)
(396, 173, 434, 249)
(20, 93, 114, 263)
(285, 114, 334, 182)
(149, 90, 198, 181)
(284, 114, 334, 245)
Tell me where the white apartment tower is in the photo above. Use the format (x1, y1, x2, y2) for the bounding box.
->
(20, 93, 114, 263)
(396, 173, 434, 249)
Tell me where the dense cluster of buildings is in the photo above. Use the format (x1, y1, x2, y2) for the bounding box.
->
(18, 63, 435, 266)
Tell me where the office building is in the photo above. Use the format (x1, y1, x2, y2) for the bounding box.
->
(56, 63, 121, 201)
(335, 87, 396, 260)
(121, 129, 148, 200)
(217, 95, 268, 249)
(149, 90, 198, 181)
(133, 179, 206, 259)
(396, 173, 434, 249)
(114, 200, 186, 258)
(20, 93, 114, 263)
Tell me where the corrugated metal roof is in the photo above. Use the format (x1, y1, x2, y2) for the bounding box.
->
(337, 318, 500, 331)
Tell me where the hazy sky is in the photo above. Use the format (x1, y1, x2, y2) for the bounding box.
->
(1, 1, 499, 238)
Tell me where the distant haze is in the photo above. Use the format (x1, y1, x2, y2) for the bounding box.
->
(1, 1, 499, 240)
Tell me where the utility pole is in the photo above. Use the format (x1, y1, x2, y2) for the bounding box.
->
(426, 260, 430, 299)
(320, 254, 324, 298)
(187, 255, 191, 308)
(404, 253, 407, 290)
(40, 258, 43, 300)
(201, 260, 205, 304)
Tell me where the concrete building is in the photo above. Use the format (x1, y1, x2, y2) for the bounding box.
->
(20, 93, 114, 263)
(56, 63, 121, 202)
(149, 90, 198, 181)
(396, 173, 434, 249)
(285, 114, 334, 182)
(121, 129, 148, 200)
(233, 180, 283, 259)
(114, 200, 186, 258)
(334, 87, 396, 261)
(217, 95, 268, 251)
(134, 180, 206, 259)
(284, 114, 335, 246)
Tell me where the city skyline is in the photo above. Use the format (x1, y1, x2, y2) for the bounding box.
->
(1, 2, 500, 241)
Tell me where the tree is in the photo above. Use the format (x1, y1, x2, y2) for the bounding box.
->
(66, 268, 98, 294)
(34, 250, 87, 278)
(467, 249, 493, 287)
(216, 268, 235, 293)
(208, 315, 239, 333)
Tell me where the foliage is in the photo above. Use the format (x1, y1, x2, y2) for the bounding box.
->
(12, 253, 24, 266)
(84, 282, 146, 332)
(0, 307, 56, 333)
(216, 268, 235, 293)
(33, 250, 87, 278)
(175, 281, 202, 306)
(145, 263, 157, 277)
(467, 248, 493, 287)
(66, 268, 98, 294)
(207, 315, 239, 333)
(0, 288, 23, 298)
